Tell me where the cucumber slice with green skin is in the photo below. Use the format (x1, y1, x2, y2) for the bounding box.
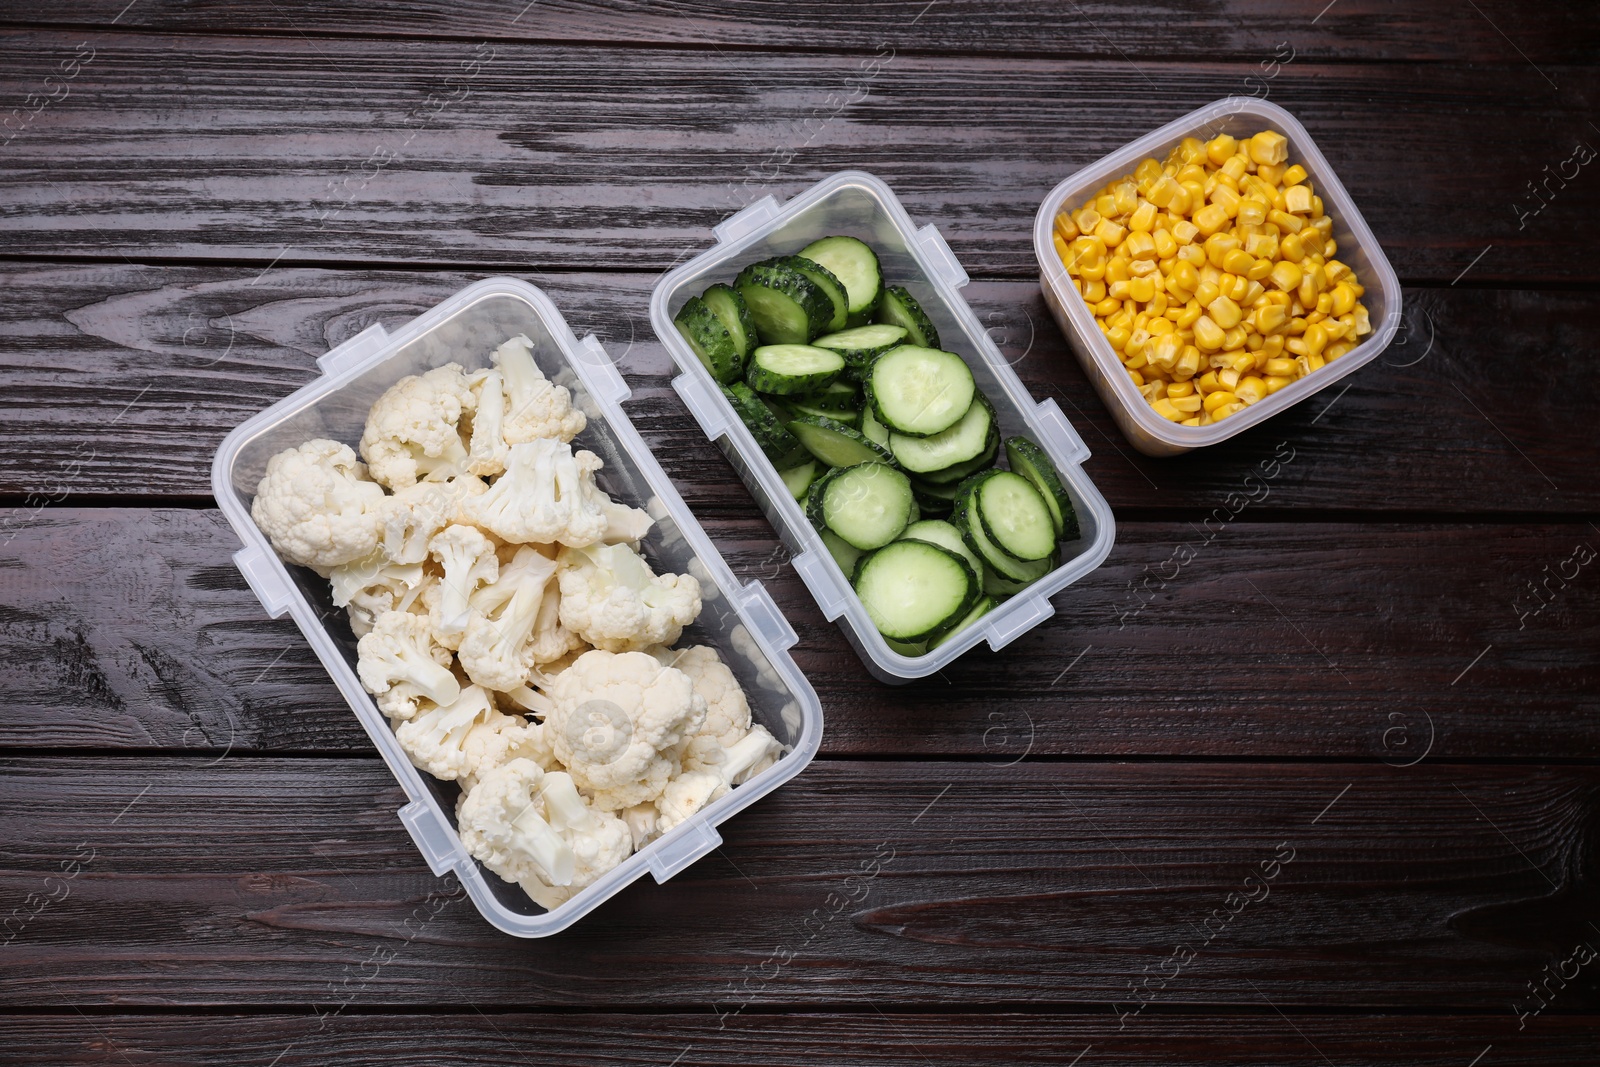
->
(702, 283, 758, 362)
(861, 405, 890, 446)
(930, 594, 998, 648)
(910, 475, 963, 501)
(1004, 435, 1081, 541)
(888, 391, 993, 474)
(787, 414, 895, 468)
(812, 323, 909, 380)
(798, 378, 861, 414)
(853, 538, 977, 642)
(912, 488, 955, 517)
(787, 398, 861, 428)
(867, 345, 976, 438)
(884, 637, 929, 656)
(875, 285, 941, 350)
(780, 459, 820, 500)
(674, 296, 744, 384)
(975, 470, 1058, 562)
(735, 262, 832, 344)
(770, 255, 849, 334)
(915, 429, 999, 486)
(722, 382, 809, 467)
(953, 473, 1059, 582)
(901, 519, 984, 583)
(746, 344, 846, 395)
(821, 527, 864, 579)
(983, 566, 1032, 597)
(798, 236, 884, 326)
(814, 461, 914, 551)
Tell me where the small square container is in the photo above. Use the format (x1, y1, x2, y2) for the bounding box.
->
(211, 277, 823, 937)
(1034, 97, 1403, 457)
(651, 171, 1116, 684)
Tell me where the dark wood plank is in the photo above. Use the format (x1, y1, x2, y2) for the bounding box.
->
(0, 33, 1594, 282)
(2, 758, 1594, 1008)
(9, 0, 1600, 64)
(3, 265, 1597, 511)
(3, 1012, 1596, 1066)
(6, 509, 1597, 758)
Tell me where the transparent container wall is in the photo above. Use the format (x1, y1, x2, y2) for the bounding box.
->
(221, 289, 805, 922)
(1037, 97, 1401, 455)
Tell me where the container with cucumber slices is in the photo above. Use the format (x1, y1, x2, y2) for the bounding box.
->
(651, 171, 1114, 683)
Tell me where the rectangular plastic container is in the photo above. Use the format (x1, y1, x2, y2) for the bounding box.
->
(1034, 97, 1403, 456)
(651, 171, 1116, 684)
(211, 277, 823, 937)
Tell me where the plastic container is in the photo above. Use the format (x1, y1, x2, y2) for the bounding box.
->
(651, 171, 1116, 684)
(211, 277, 823, 937)
(1034, 97, 1403, 457)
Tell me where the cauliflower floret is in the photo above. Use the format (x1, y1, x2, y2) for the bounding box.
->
(356, 609, 461, 720)
(459, 439, 648, 548)
(456, 546, 560, 692)
(557, 542, 701, 653)
(647, 644, 752, 770)
(494, 334, 586, 444)
(394, 683, 497, 781)
(459, 712, 559, 790)
(428, 524, 499, 639)
(539, 771, 633, 889)
(251, 439, 387, 573)
(329, 550, 428, 637)
(379, 474, 488, 564)
(656, 724, 783, 833)
(464, 368, 510, 477)
(545, 649, 706, 811)
(457, 758, 577, 904)
(359, 364, 477, 488)
(620, 803, 660, 851)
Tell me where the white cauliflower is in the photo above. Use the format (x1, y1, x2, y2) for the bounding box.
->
(456, 758, 577, 909)
(456, 546, 560, 692)
(557, 542, 702, 653)
(539, 771, 633, 890)
(355, 609, 461, 720)
(251, 439, 387, 573)
(359, 364, 477, 488)
(544, 649, 706, 810)
(620, 802, 660, 851)
(464, 368, 510, 477)
(379, 474, 488, 564)
(656, 724, 783, 833)
(459, 712, 558, 789)
(428, 524, 499, 639)
(648, 644, 752, 770)
(394, 683, 497, 781)
(460, 438, 648, 548)
(329, 550, 428, 637)
(494, 334, 586, 444)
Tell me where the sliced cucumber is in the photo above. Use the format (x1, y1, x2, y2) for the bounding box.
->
(787, 398, 861, 428)
(735, 262, 831, 344)
(953, 473, 1058, 583)
(702, 283, 758, 362)
(875, 285, 941, 350)
(888, 392, 993, 474)
(983, 566, 1032, 597)
(821, 527, 864, 579)
(867, 345, 976, 439)
(861, 405, 890, 447)
(771, 255, 849, 334)
(799, 236, 884, 326)
(746, 344, 845, 395)
(853, 538, 976, 642)
(912, 488, 955, 518)
(812, 323, 909, 380)
(811, 461, 914, 551)
(930, 594, 998, 648)
(885, 637, 929, 656)
(1005, 435, 1080, 541)
(909, 475, 963, 501)
(901, 519, 983, 584)
(915, 429, 999, 486)
(780, 459, 820, 500)
(975, 470, 1058, 562)
(674, 295, 744, 384)
(798, 378, 861, 414)
(788, 414, 895, 468)
(722, 382, 809, 467)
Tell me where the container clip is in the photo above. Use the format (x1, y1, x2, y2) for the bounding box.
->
(739, 580, 798, 653)
(791, 548, 848, 621)
(916, 224, 969, 290)
(234, 544, 293, 619)
(646, 817, 723, 884)
(316, 322, 390, 377)
(984, 595, 1055, 651)
(1034, 398, 1091, 466)
(672, 373, 731, 439)
(398, 799, 463, 877)
(577, 333, 631, 405)
(713, 197, 781, 244)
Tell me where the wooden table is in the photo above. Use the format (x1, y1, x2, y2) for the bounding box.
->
(3, 2, 1598, 1063)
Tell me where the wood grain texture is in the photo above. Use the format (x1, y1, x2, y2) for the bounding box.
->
(10, 0, 1600, 64)
(0, 33, 1594, 282)
(2, 264, 1596, 511)
(2, 1012, 1597, 1066)
(4, 509, 1598, 758)
(2, 758, 1595, 1008)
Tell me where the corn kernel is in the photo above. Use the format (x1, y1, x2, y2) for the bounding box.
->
(1128, 368, 1146, 386)
(1314, 292, 1334, 316)
(1221, 248, 1256, 276)
(1268, 261, 1302, 292)
(1114, 181, 1139, 216)
(1248, 131, 1288, 166)
(1095, 218, 1127, 246)
(1173, 300, 1202, 329)
(1129, 199, 1159, 233)
(1330, 281, 1356, 316)
(1283, 184, 1314, 214)
(1210, 183, 1242, 218)
(1255, 304, 1289, 334)
(1169, 393, 1203, 413)
(1203, 389, 1238, 413)
(1220, 154, 1248, 183)
(1235, 376, 1268, 404)
(1171, 219, 1200, 244)
(1094, 296, 1121, 317)
(1256, 163, 1285, 187)
(1087, 279, 1111, 303)
(1125, 231, 1158, 261)
(1174, 346, 1202, 381)
(1193, 202, 1230, 236)
(1095, 193, 1117, 218)
(1264, 374, 1293, 394)
(1325, 341, 1354, 361)
(1193, 314, 1225, 350)
(1152, 397, 1185, 422)
(1205, 135, 1237, 167)
(1268, 208, 1303, 233)
(1197, 370, 1221, 393)
(1128, 276, 1156, 304)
